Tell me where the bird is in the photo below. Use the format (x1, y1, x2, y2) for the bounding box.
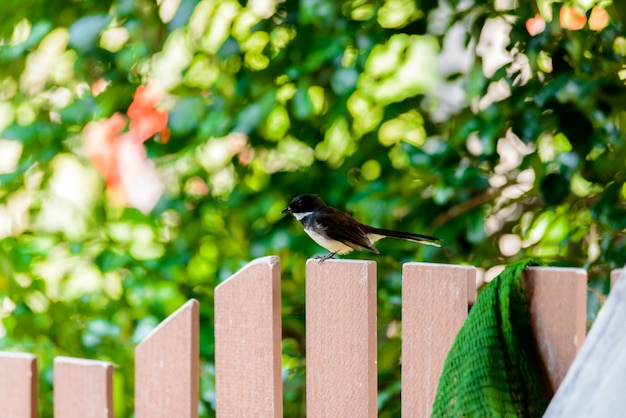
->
(281, 194, 443, 261)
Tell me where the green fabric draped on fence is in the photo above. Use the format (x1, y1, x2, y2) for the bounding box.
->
(432, 259, 548, 417)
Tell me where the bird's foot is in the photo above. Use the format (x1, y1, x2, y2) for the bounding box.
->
(315, 252, 337, 263)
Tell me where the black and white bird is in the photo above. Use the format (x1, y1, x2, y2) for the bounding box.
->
(281, 194, 443, 261)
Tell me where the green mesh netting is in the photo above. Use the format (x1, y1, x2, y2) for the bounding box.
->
(432, 259, 549, 417)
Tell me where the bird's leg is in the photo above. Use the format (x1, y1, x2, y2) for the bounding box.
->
(315, 252, 337, 262)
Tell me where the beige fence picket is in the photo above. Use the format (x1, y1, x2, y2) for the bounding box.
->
(214, 256, 282, 418)
(522, 267, 587, 396)
(401, 263, 477, 417)
(543, 266, 626, 417)
(135, 299, 199, 418)
(0, 352, 38, 418)
(53, 357, 113, 418)
(305, 259, 377, 418)
(611, 268, 623, 287)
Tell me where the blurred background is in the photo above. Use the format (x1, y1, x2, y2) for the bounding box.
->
(0, 0, 625, 415)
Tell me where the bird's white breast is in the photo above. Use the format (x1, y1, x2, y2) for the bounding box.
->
(305, 228, 354, 254)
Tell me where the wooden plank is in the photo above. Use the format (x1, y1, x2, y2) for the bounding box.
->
(214, 256, 282, 417)
(522, 267, 587, 397)
(401, 263, 477, 418)
(0, 352, 38, 418)
(53, 357, 113, 418)
(135, 299, 199, 418)
(305, 259, 377, 418)
(544, 266, 626, 416)
(611, 268, 623, 288)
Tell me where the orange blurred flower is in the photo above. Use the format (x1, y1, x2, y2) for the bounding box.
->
(526, 14, 546, 36)
(91, 78, 111, 96)
(560, 5, 587, 30)
(127, 83, 170, 144)
(589, 6, 609, 31)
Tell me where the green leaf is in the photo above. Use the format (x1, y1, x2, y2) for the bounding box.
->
(69, 14, 111, 52)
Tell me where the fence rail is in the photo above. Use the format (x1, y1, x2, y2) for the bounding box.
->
(0, 259, 619, 417)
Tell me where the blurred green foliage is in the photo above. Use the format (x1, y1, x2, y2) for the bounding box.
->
(0, 0, 625, 416)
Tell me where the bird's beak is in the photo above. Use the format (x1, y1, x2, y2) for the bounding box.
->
(281, 206, 291, 214)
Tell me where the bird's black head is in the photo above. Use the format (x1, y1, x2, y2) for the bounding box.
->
(281, 194, 327, 214)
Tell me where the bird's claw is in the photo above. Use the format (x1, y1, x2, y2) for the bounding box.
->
(314, 252, 337, 263)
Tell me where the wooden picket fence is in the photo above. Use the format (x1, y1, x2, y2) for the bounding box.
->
(0, 258, 621, 417)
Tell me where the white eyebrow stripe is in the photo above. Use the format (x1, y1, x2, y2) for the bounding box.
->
(293, 211, 313, 221)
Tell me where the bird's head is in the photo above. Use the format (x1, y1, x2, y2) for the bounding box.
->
(281, 194, 327, 215)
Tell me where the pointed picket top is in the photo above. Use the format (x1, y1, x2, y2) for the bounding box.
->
(135, 299, 199, 418)
(0, 352, 38, 418)
(215, 255, 280, 292)
(54, 356, 113, 418)
(214, 255, 282, 418)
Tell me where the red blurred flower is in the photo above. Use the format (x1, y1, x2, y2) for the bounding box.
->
(589, 6, 609, 31)
(526, 14, 546, 36)
(115, 132, 164, 213)
(560, 6, 587, 30)
(84, 113, 126, 189)
(84, 81, 168, 213)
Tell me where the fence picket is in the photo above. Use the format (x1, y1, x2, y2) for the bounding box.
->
(53, 357, 113, 418)
(0, 352, 38, 418)
(305, 259, 377, 418)
(401, 263, 477, 417)
(135, 299, 199, 418)
(214, 256, 282, 417)
(543, 266, 626, 416)
(522, 267, 587, 396)
(611, 269, 623, 287)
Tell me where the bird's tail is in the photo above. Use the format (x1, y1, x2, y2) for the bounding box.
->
(366, 227, 444, 247)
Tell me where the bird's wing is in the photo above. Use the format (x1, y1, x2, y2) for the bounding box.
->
(316, 208, 379, 253)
